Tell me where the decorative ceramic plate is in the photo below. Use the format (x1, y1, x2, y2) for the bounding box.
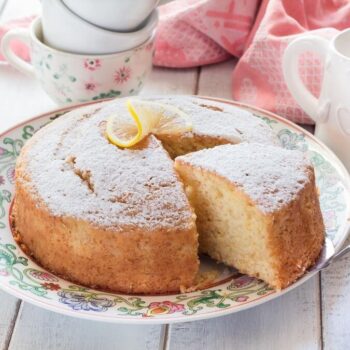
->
(0, 97, 349, 324)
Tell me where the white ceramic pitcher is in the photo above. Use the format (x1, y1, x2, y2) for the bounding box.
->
(283, 30, 350, 171)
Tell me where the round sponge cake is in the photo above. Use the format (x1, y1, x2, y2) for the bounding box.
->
(13, 96, 321, 294)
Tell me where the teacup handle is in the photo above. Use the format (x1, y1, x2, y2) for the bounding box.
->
(282, 36, 329, 122)
(1, 28, 35, 77)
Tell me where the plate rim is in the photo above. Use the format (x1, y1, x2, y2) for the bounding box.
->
(0, 96, 349, 324)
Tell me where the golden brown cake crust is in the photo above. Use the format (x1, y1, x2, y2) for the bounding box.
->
(14, 147, 199, 294)
(267, 168, 325, 289)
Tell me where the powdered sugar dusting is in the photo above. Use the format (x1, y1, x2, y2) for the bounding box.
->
(20, 97, 280, 228)
(21, 102, 194, 231)
(176, 143, 312, 213)
(143, 96, 278, 145)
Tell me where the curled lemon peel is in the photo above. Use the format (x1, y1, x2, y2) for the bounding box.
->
(106, 99, 192, 148)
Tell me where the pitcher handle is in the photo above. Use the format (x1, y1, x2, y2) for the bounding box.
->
(282, 36, 329, 122)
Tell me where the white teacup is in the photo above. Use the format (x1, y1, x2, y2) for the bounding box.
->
(42, 0, 158, 54)
(1, 18, 155, 104)
(283, 30, 350, 171)
(63, 0, 160, 32)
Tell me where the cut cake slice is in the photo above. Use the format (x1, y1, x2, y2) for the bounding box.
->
(175, 143, 325, 289)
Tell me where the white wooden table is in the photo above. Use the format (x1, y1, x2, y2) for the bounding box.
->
(1, 1, 350, 349)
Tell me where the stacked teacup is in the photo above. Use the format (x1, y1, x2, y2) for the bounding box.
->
(1, 0, 159, 104)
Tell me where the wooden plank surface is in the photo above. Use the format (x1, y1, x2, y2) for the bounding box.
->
(0, 295, 20, 350)
(8, 304, 162, 350)
(168, 278, 321, 350)
(197, 59, 236, 99)
(142, 67, 199, 96)
(321, 234, 350, 350)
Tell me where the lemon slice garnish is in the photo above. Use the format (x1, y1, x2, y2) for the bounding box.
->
(106, 99, 192, 148)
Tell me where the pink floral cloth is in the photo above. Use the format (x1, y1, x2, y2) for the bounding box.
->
(153, 0, 259, 67)
(154, 0, 350, 124)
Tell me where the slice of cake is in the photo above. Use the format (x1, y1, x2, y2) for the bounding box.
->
(175, 143, 325, 289)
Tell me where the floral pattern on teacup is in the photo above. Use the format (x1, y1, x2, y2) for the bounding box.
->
(83, 77, 101, 93)
(30, 37, 154, 104)
(84, 59, 101, 71)
(114, 66, 131, 84)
